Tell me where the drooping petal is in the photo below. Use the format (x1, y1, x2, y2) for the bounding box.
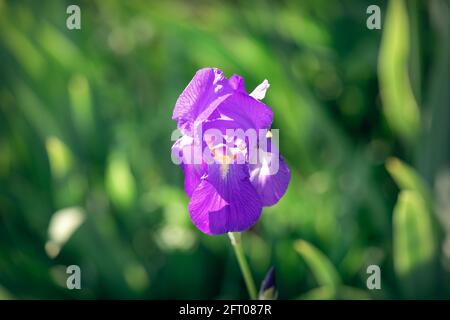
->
(172, 135, 206, 197)
(206, 162, 249, 199)
(188, 163, 262, 235)
(250, 79, 270, 100)
(181, 163, 206, 197)
(249, 150, 290, 207)
(171, 135, 194, 164)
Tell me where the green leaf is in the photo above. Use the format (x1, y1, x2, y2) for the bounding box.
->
(336, 286, 372, 300)
(294, 240, 340, 290)
(378, 0, 421, 142)
(393, 190, 436, 298)
(386, 157, 429, 198)
(297, 286, 335, 300)
(297, 285, 371, 300)
(45, 136, 73, 179)
(106, 151, 137, 211)
(0, 285, 14, 300)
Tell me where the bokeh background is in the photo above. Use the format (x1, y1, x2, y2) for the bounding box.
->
(0, 0, 449, 299)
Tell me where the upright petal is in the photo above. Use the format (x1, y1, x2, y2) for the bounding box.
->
(215, 93, 273, 131)
(228, 74, 247, 93)
(172, 68, 231, 133)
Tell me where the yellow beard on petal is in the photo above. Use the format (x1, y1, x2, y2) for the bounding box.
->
(212, 151, 236, 178)
(220, 163, 229, 178)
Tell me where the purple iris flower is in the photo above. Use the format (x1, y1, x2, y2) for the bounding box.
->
(172, 68, 290, 235)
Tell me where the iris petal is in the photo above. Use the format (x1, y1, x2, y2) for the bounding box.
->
(250, 79, 270, 100)
(249, 151, 290, 207)
(172, 135, 206, 197)
(172, 68, 232, 134)
(228, 74, 247, 93)
(217, 93, 273, 130)
(188, 163, 262, 235)
(181, 163, 206, 197)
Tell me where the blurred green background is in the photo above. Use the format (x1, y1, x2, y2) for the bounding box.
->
(0, 0, 449, 299)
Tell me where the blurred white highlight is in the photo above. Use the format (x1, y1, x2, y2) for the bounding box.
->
(45, 207, 86, 258)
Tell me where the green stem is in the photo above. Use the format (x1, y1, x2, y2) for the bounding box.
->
(228, 232, 257, 300)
